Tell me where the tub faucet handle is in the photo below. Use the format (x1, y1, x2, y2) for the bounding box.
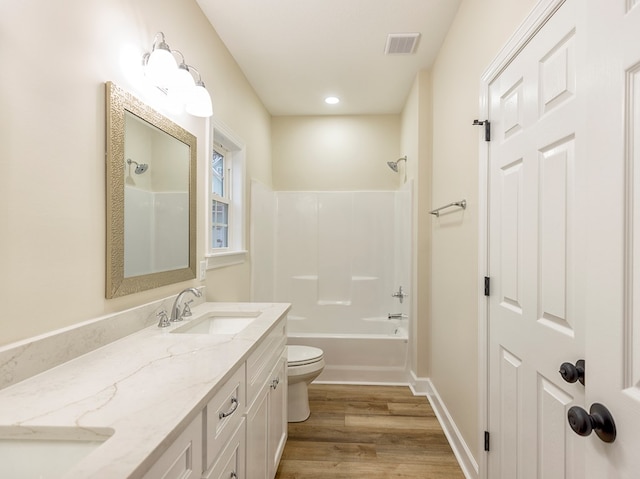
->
(392, 286, 408, 304)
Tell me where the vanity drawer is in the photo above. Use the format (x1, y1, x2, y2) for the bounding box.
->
(204, 364, 246, 471)
(246, 317, 286, 404)
(142, 412, 202, 479)
(203, 418, 245, 479)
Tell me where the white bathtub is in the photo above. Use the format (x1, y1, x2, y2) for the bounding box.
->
(287, 316, 409, 384)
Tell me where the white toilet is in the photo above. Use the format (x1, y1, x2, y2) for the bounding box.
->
(287, 345, 325, 422)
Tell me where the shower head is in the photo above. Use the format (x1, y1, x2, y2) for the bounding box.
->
(127, 158, 149, 174)
(387, 156, 407, 172)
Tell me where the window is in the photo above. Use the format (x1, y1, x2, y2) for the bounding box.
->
(211, 148, 230, 249)
(207, 120, 246, 269)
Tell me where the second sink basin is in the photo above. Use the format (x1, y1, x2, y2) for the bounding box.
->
(0, 425, 113, 479)
(171, 311, 261, 335)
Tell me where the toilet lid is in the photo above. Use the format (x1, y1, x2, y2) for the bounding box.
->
(287, 345, 324, 366)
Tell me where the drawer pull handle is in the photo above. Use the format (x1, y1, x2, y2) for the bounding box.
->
(219, 397, 239, 419)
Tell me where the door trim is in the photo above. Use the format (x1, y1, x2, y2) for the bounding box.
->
(477, 1, 566, 478)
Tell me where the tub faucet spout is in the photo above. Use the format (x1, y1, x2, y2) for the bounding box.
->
(171, 287, 202, 322)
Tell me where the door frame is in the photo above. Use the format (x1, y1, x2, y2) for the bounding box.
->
(477, 1, 567, 478)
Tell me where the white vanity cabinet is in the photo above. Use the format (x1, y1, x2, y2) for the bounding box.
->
(0, 302, 292, 479)
(141, 315, 288, 479)
(245, 317, 288, 479)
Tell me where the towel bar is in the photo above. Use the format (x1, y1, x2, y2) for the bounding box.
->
(429, 199, 467, 217)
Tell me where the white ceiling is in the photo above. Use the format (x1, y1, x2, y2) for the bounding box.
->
(196, 0, 462, 116)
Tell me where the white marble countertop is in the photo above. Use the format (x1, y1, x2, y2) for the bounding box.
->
(0, 302, 290, 479)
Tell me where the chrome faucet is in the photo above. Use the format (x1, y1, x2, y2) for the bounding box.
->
(170, 287, 202, 322)
(392, 286, 408, 304)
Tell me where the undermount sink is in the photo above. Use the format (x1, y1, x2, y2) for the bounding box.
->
(171, 311, 261, 335)
(0, 425, 114, 478)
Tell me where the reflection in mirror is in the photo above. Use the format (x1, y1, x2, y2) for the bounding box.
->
(106, 82, 197, 298)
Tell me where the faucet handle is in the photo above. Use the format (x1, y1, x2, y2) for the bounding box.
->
(392, 286, 408, 304)
(182, 300, 194, 317)
(157, 309, 170, 328)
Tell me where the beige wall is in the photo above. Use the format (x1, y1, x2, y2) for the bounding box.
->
(272, 115, 400, 191)
(0, 0, 271, 345)
(429, 0, 537, 461)
(400, 71, 432, 378)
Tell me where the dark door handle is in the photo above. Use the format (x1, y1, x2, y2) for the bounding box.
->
(559, 359, 585, 385)
(567, 403, 616, 443)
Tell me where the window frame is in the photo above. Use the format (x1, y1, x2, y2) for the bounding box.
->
(206, 119, 247, 269)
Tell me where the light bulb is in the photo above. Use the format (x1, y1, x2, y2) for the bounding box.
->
(145, 46, 177, 88)
(168, 64, 196, 104)
(186, 81, 213, 117)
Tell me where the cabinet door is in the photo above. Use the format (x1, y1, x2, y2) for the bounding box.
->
(246, 381, 269, 479)
(268, 354, 288, 479)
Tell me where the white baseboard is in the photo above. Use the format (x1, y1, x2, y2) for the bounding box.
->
(407, 369, 432, 396)
(422, 377, 479, 479)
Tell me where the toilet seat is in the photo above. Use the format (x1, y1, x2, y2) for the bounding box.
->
(287, 345, 323, 367)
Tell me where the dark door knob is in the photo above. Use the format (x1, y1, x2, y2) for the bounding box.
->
(559, 359, 585, 385)
(567, 403, 616, 443)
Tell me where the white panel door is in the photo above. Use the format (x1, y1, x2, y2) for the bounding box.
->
(583, 0, 640, 477)
(487, 1, 586, 477)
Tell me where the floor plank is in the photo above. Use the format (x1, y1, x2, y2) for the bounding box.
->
(275, 384, 465, 479)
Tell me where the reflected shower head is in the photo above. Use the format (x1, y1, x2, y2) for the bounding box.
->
(127, 158, 149, 174)
(387, 156, 407, 172)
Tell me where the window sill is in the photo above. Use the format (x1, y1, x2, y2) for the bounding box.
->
(206, 250, 247, 270)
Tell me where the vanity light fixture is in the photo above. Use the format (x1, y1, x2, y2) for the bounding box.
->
(142, 32, 213, 118)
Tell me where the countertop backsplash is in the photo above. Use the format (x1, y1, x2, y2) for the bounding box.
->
(0, 286, 205, 390)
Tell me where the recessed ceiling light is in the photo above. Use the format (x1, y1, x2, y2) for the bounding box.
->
(325, 96, 340, 105)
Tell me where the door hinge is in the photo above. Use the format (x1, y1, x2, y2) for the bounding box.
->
(484, 431, 490, 451)
(473, 119, 491, 141)
(484, 276, 490, 296)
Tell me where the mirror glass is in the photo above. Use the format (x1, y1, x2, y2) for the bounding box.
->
(106, 82, 197, 298)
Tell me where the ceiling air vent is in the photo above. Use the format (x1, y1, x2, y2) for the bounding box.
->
(384, 33, 421, 55)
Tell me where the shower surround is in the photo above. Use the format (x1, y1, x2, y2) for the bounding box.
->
(252, 185, 412, 383)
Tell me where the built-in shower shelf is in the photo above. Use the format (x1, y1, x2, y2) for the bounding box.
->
(317, 300, 352, 306)
(291, 275, 378, 281)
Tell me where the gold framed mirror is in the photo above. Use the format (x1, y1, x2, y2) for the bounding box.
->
(105, 81, 197, 298)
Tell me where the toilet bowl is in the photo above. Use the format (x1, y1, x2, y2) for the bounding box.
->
(287, 345, 325, 422)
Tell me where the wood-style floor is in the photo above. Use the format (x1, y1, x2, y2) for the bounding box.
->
(275, 384, 465, 478)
